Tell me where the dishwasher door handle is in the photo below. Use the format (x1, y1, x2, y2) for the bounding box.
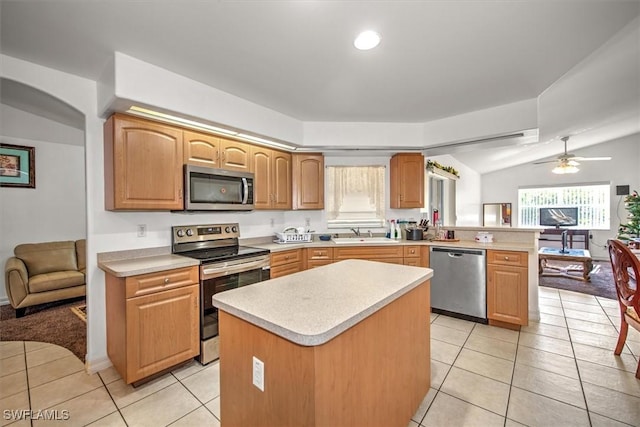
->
(448, 253, 464, 258)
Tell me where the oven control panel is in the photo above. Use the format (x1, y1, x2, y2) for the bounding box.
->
(172, 223, 240, 244)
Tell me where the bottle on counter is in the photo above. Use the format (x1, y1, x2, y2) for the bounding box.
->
(388, 220, 395, 238)
(395, 220, 401, 240)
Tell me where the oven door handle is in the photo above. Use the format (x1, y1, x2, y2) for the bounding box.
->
(202, 259, 269, 278)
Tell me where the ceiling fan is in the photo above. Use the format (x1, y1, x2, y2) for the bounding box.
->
(533, 136, 611, 174)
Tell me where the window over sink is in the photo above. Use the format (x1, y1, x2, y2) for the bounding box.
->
(325, 166, 385, 229)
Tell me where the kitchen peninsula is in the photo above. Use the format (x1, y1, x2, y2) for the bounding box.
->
(213, 259, 433, 427)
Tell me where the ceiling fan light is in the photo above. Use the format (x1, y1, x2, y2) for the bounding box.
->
(567, 159, 580, 166)
(552, 164, 579, 174)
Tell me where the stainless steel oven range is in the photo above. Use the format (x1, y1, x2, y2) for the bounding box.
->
(172, 223, 270, 365)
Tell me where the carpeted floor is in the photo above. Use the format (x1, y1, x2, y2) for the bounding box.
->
(0, 297, 86, 362)
(539, 260, 617, 300)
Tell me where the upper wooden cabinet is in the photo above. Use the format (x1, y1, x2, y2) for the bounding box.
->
(220, 139, 253, 173)
(292, 153, 324, 210)
(390, 153, 424, 209)
(252, 147, 292, 210)
(104, 114, 184, 210)
(183, 130, 252, 172)
(183, 130, 220, 168)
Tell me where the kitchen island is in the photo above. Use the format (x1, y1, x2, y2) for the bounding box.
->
(213, 259, 433, 427)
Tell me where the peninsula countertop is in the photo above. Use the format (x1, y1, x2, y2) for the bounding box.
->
(212, 259, 433, 346)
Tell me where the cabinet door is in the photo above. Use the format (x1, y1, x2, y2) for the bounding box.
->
(390, 153, 424, 209)
(126, 284, 199, 383)
(487, 264, 528, 326)
(270, 262, 303, 278)
(252, 148, 272, 209)
(183, 130, 220, 168)
(272, 150, 292, 210)
(105, 114, 183, 210)
(334, 246, 404, 260)
(220, 139, 252, 172)
(293, 154, 324, 210)
(271, 249, 303, 267)
(420, 245, 430, 267)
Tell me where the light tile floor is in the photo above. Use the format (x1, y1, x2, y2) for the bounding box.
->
(1, 287, 639, 426)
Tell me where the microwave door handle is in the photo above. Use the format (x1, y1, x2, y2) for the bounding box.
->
(242, 178, 249, 204)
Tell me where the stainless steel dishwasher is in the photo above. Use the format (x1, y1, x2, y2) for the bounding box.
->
(430, 246, 487, 322)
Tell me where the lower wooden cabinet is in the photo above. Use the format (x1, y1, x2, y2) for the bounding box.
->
(306, 248, 334, 269)
(487, 250, 528, 327)
(270, 249, 303, 278)
(106, 266, 200, 384)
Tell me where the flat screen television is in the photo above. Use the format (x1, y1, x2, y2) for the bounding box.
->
(539, 207, 579, 228)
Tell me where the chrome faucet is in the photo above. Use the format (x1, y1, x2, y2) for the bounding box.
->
(368, 230, 373, 238)
(350, 227, 361, 237)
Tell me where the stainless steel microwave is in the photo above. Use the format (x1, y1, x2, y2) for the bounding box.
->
(184, 165, 254, 211)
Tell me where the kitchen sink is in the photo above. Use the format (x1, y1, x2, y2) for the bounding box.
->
(331, 237, 400, 244)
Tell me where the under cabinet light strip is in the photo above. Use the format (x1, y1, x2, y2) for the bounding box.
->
(127, 106, 238, 135)
(126, 106, 297, 151)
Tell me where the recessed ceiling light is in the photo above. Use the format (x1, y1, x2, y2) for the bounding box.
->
(354, 30, 381, 50)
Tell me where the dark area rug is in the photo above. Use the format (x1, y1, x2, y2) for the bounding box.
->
(539, 260, 617, 300)
(0, 297, 86, 362)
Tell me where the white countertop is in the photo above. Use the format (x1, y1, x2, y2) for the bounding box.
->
(251, 239, 536, 253)
(98, 254, 200, 277)
(212, 259, 433, 346)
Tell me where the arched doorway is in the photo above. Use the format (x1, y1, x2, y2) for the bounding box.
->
(0, 78, 87, 361)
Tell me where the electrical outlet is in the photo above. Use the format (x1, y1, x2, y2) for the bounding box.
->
(305, 217, 311, 227)
(252, 356, 264, 391)
(137, 224, 147, 237)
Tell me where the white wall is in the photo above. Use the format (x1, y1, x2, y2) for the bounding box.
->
(427, 154, 482, 226)
(538, 16, 640, 147)
(0, 107, 86, 304)
(481, 134, 640, 259)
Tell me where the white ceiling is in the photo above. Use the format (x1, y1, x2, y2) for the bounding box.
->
(1, 1, 639, 172)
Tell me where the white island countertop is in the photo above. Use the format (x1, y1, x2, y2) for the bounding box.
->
(213, 259, 433, 346)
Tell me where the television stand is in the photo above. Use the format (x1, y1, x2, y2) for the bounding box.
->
(539, 229, 590, 250)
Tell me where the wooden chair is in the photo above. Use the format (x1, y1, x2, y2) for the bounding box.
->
(607, 239, 640, 379)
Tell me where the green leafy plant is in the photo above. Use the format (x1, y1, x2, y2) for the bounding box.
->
(426, 160, 460, 178)
(617, 190, 640, 241)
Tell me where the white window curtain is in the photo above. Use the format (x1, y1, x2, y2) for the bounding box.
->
(326, 166, 386, 229)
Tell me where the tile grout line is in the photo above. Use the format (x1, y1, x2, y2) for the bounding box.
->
(560, 291, 593, 427)
(170, 370, 221, 423)
(503, 324, 521, 427)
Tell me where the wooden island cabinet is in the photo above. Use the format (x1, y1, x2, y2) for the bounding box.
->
(213, 260, 432, 427)
(105, 266, 200, 384)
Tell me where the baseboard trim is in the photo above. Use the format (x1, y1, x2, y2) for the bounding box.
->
(0, 298, 9, 306)
(85, 355, 112, 374)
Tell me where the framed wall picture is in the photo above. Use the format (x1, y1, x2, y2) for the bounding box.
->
(0, 143, 36, 188)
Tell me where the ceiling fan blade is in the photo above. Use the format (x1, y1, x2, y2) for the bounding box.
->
(533, 159, 559, 165)
(571, 156, 612, 161)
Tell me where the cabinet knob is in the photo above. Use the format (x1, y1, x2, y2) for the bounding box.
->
(164, 278, 170, 284)
(284, 255, 289, 260)
(504, 257, 509, 261)
(410, 249, 415, 254)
